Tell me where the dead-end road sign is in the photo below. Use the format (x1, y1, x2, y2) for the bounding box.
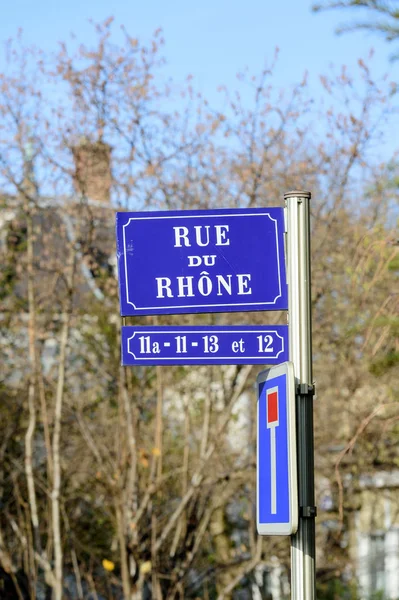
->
(257, 361, 298, 535)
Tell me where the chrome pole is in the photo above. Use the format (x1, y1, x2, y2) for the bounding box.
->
(285, 191, 316, 600)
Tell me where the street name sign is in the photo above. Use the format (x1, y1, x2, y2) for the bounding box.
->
(121, 325, 288, 366)
(116, 208, 287, 316)
(257, 361, 298, 535)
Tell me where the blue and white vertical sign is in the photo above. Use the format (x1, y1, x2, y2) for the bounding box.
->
(257, 362, 298, 535)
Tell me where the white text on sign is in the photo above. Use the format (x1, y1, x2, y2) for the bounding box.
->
(155, 224, 251, 299)
(121, 326, 288, 366)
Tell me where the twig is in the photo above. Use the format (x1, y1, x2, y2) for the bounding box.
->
(216, 535, 262, 600)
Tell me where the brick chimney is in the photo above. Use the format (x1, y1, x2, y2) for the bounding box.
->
(72, 140, 112, 203)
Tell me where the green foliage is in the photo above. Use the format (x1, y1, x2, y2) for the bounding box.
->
(0, 264, 17, 301)
(388, 252, 399, 271)
(370, 348, 399, 375)
(317, 577, 357, 600)
(0, 220, 27, 303)
(316, 577, 398, 600)
(313, 0, 399, 60)
(66, 498, 115, 560)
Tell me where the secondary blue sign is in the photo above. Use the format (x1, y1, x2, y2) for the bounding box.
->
(121, 325, 288, 366)
(116, 208, 287, 316)
(257, 362, 298, 535)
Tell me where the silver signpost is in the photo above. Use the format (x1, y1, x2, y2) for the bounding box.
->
(117, 194, 317, 598)
(285, 191, 316, 600)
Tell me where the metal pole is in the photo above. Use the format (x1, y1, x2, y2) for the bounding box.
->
(285, 191, 316, 600)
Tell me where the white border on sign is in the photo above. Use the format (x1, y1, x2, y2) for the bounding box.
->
(121, 212, 283, 310)
(256, 361, 298, 536)
(126, 328, 285, 361)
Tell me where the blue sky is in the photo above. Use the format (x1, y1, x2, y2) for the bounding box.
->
(1, 0, 398, 157)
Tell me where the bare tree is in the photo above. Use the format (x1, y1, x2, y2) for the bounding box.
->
(0, 19, 397, 599)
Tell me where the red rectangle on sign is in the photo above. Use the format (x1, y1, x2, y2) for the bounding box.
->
(267, 390, 278, 425)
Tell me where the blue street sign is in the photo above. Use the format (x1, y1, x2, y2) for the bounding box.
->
(257, 362, 298, 535)
(121, 325, 288, 366)
(116, 208, 287, 316)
